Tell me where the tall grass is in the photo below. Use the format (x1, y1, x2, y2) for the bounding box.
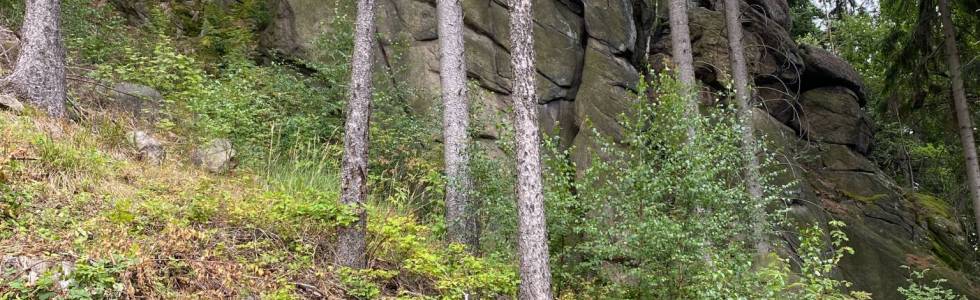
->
(258, 124, 342, 196)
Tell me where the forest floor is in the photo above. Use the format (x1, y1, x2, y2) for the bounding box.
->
(0, 109, 353, 298)
(0, 96, 516, 299)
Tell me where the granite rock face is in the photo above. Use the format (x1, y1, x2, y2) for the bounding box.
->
(259, 0, 980, 296)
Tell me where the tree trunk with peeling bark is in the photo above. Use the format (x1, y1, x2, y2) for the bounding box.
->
(723, 0, 769, 257)
(938, 0, 980, 237)
(437, 0, 478, 252)
(2, 0, 66, 118)
(510, 0, 553, 298)
(335, 0, 376, 270)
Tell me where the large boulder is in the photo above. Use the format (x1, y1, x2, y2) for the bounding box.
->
(584, 0, 636, 53)
(757, 108, 980, 299)
(795, 87, 873, 154)
(574, 41, 640, 143)
(108, 82, 164, 123)
(191, 139, 237, 174)
(649, 3, 803, 90)
(260, 0, 344, 60)
(800, 44, 868, 103)
(0, 94, 23, 114)
(129, 130, 165, 165)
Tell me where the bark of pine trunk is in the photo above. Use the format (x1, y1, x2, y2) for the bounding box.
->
(938, 0, 980, 237)
(437, 0, 478, 252)
(723, 0, 770, 258)
(668, 0, 698, 140)
(335, 0, 376, 270)
(510, 0, 553, 298)
(2, 0, 66, 118)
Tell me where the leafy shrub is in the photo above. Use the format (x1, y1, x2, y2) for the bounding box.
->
(365, 212, 518, 298)
(539, 72, 781, 298)
(898, 267, 967, 300)
(790, 221, 872, 300)
(93, 35, 345, 159)
(65, 256, 135, 299)
(1, 256, 134, 300)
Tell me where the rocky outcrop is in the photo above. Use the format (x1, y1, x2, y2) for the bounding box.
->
(796, 87, 873, 154)
(260, 0, 980, 297)
(757, 109, 978, 299)
(800, 44, 868, 103)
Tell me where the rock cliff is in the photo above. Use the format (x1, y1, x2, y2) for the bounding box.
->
(260, 0, 980, 297)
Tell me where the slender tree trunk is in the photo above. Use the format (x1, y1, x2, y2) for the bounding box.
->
(938, 0, 980, 237)
(2, 0, 66, 118)
(723, 0, 769, 257)
(510, 0, 553, 298)
(437, 0, 477, 252)
(335, 0, 376, 270)
(668, 0, 697, 139)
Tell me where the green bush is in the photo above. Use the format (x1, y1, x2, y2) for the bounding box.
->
(1, 256, 134, 300)
(898, 267, 967, 300)
(538, 72, 779, 298)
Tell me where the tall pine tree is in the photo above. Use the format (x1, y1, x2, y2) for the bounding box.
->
(335, 0, 376, 270)
(437, 0, 478, 251)
(510, 0, 553, 298)
(723, 0, 770, 257)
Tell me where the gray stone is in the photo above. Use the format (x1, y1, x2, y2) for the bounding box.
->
(800, 44, 868, 103)
(191, 139, 237, 174)
(110, 82, 163, 123)
(539, 99, 577, 150)
(259, 0, 344, 60)
(0, 94, 24, 113)
(815, 144, 877, 172)
(256, 1, 980, 297)
(797, 87, 873, 154)
(129, 130, 165, 164)
(573, 41, 639, 142)
(1, 256, 73, 287)
(584, 0, 636, 53)
(533, 0, 586, 91)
